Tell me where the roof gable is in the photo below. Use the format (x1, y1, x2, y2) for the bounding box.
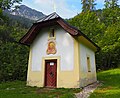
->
(37, 12, 60, 22)
(19, 12, 100, 51)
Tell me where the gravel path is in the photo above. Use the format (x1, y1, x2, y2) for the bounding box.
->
(75, 81, 100, 98)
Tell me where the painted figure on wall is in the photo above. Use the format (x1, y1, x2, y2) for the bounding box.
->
(46, 41, 57, 54)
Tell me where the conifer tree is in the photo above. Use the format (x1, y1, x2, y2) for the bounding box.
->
(104, 0, 119, 8)
(81, 0, 96, 12)
(0, 0, 22, 10)
(81, 0, 88, 12)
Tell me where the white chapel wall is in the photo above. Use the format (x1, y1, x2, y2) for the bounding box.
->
(31, 25, 74, 71)
(79, 43, 97, 87)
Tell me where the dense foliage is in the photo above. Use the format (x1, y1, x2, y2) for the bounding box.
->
(68, 0, 120, 70)
(0, 0, 30, 82)
(0, 17, 29, 82)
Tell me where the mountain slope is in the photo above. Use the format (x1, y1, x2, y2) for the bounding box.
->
(5, 5, 45, 20)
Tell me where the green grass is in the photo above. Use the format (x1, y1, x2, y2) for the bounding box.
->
(0, 81, 81, 98)
(90, 68, 120, 98)
(2, 69, 120, 98)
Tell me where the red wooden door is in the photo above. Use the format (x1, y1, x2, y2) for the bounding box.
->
(45, 59, 57, 87)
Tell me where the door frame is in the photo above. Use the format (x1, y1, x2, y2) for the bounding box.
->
(42, 56, 60, 88)
(45, 59, 57, 87)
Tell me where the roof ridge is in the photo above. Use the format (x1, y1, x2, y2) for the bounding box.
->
(36, 12, 61, 23)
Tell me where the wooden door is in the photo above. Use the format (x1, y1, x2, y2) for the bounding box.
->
(45, 59, 57, 87)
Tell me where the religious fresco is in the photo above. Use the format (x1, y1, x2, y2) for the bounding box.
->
(46, 41, 57, 54)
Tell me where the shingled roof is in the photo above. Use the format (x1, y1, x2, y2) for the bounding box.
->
(37, 12, 60, 22)
(19, 12, 100, 51)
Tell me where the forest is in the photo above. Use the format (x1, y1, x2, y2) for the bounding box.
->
(0, 0, 120, 82)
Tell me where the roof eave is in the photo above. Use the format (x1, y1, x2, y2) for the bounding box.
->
(19, 13, 100, 52)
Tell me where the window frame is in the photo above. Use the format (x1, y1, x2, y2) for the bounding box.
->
(87, 56, 91, 72)
(48, 28, 56, 40)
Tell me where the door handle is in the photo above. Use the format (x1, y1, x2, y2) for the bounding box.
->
(50, 72, 54, 77)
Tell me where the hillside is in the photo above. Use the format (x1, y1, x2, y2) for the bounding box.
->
(4, 5, 45, 20)
(3, 12, 33, 28)
(3, 5, 46, 28)
(90, 68, 120, 98)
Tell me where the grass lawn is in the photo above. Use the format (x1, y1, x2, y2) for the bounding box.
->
(90, 68, 120, 98)
(0, 81, 81, 98)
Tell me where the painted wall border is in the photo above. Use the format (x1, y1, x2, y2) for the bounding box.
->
(42, 56, 61, 87)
